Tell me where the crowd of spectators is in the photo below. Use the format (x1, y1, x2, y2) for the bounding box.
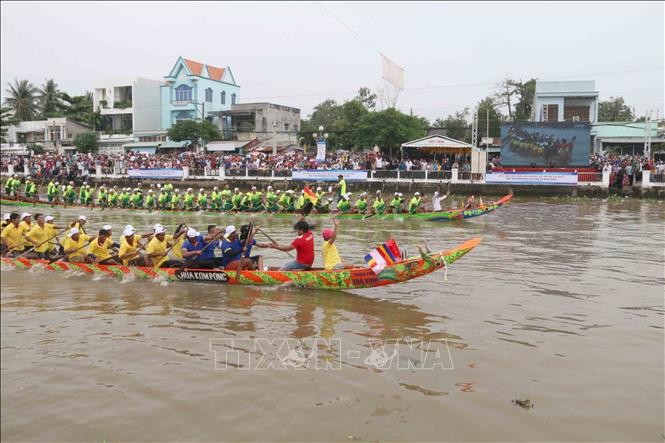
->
(1, 150, 476, 179)
(589, 153, 665, 187)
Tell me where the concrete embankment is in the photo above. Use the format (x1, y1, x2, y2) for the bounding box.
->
(85, 177, 665, 199)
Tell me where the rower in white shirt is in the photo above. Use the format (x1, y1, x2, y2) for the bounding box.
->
(431, 191, 448, 212)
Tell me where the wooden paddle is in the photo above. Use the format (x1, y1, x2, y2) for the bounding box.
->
(17, 227, 67, 258)
(256, 227, 294, 258)
(235, 221, 255, 281)
(49, 236, 97, 263)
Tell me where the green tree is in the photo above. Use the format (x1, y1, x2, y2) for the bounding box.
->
(476, 96, 503, 138)
(354, 87, 377, 111)
(62, 92, 99, 129)
(74, 131, 98, 153)
(437, 108, 470, 142)
(167, 120, 219, 149)
(495, 78, 536, 121)
(599, 96, 634, 121)
(38, 79, 66, 118)
(354, 108, 428, 156)
(298, 99, 345, 149)
(1, 106, 17, 142)
(4, 79, 39, 121)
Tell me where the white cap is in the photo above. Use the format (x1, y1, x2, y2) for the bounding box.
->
(78, 215, 87, 221)
(45, 215, 54, 222)
(398, 193, 403, 197)
(434, 191, 440, 196)
(267, 186, 273, 190)
(213, 186, 218, 190)
(68, 227, 79, 237)
(20, 212, 31, 219)
(153, 223, 163, 231)
(186, 228, 200, 237)
(276, 190, 281, 193)
(187, 188, 193, 192)
(328, 198, 333, 202)
(224, 225, 236, 237)
(102, 224, 112, 230)
(394, 192, 399, 196)
(345, 193, 352, 198)
(251, 186, 257, 190)
(199, 188, 204, 192)
(123, 227, 135, 236)
(287, 190, 294, 194)
(234, 188, 239, 191)
(415, 192, 421, 196)
(361, 192, 367, 196)
(175, 189, 180, 192)
(154, 226, 166, 235)
(157, 183, 161, 188)
(317, 187, 322, 191)
(3, 213, 11, 221)
(376, 190, 381, 193)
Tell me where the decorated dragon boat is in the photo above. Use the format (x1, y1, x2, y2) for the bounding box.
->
(0, 238, 480, 290)
(0, 194, 512, 222)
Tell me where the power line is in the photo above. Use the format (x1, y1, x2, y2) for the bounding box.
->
(315, 1, 437, 88)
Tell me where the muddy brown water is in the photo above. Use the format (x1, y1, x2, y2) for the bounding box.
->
(1, 197, 663, 442)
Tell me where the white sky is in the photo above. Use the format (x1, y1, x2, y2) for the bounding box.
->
(1, 1, 664, 121)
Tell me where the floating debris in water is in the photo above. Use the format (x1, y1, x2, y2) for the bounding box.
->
(512, 398, 534, 410)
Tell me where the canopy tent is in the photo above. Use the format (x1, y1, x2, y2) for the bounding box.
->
(205, 141, 249, 152)
(401, 135, 473, 155)
(159, 140, 191, 149)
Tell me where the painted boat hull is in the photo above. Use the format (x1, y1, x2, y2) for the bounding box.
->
(0, 238, 481, 290)
(0, 194, 512, 222)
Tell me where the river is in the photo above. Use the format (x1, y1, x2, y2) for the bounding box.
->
(1, 197, 663, 442)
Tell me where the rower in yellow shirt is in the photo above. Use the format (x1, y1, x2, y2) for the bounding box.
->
(143, 224, 186, 268)
(24, 214, 53, 259)
(62, 227, 92, 262)
(118, 226, 149, 266)
(87, 228, 121, 264)
(19, 212, 33, 234)
(1, 212, 28, 256)
(321, 218, 353, 270)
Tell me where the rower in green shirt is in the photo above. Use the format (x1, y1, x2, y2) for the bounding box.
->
(279, 190, 294, 212)
(184, 188, 196, 210)
(250, 187, 263, 211)
(24, 178, 36, 199)
(108, 189, 118, 207)
(145, 190, 156, 209)
(336, 193, 351, 213)
(390, 192, 403, 213)
(170, 190, 182, 210)
(294, 191, 305, 212)
(265, 186, 278, 213)
(408, 192, 423, 214)
(210, 187, 221, 211)
(231, 188, 244, 211)
(82, 185, 93, 206)
(355, 193, 368, 213)
(197, 189, 208, 210)
(97, 186, 108, 207)
(46, 181, 58, 202)
(372, 190, 386, 215)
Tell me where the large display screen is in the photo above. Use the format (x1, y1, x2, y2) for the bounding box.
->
(500, 122, 591, 166)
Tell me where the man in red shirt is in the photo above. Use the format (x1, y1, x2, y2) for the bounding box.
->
(269, 220, 314, 271)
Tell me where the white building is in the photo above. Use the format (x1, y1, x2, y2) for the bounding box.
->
(6, 117, 90, 153)
(532, 80, 599, 123)
(93, 78, 163, 153)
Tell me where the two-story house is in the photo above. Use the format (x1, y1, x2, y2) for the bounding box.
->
(532, 80, 599, 123)
(160, 57, 240, 130)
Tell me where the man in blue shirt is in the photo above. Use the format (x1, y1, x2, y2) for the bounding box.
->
(221, 225, 269, 271)
(181, 227, 222, 269)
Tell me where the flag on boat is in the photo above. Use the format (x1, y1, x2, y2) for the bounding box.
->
(364, 239, 401, 274)
(303, 186, 318, 205)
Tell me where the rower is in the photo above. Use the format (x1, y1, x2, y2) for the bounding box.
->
(221, 225, 256, 271)
(249, 186, 263, 212)
(1, 213, 26, 256)
(265, 186, 279, 213)
(231, 188, 244, 212)
(220, 184, 233, 210)
(464, 195, 477, 210)
(108, 188, 119, 208)
(87, 229, 121, 264)
(181, 227, 223, 269)
(44, 215, 60, 256)
(318, 197, 333, 213)
(118, 225, 147, 266)
(184, 188, 196, 210)
(62, 227, 93, 262)
(294, 190, 305, 212)
(170, 189, 182, 210)
(390, 192, 403, 213)
(239, 224, 269, 270)
(97, 186, 108, 208)
(65, 181, 76, 204)
(145, 190, 156, 209)
(211, 186, 221, 211)
(408, 192, 423, 214)
(268, 220, 315, 271)
(143, 224, 186, 268)
(333, 174, 347, 203)
(19, 212, 32, 234)
(47, 181, 58, 203)
(322, 218, 353, 270)
(102, 224, 120, 249)
(24, 213, 51, 259)
(78, 182, 88, 204)
(83, 185, 93, 206)
(24, 178, 36, 199)
(335, 193, 351, 213)
(197, 188, 208, 210)
(354, 192, 368, 214)
(371, 190, 386, 215)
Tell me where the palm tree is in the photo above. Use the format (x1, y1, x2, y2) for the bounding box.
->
(4, 79, 38, 121)
(39, 78, 64, 118)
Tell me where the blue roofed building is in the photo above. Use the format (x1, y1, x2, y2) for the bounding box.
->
(160, 56, 240, 131)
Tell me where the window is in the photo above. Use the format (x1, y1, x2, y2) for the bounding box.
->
(175, 84, 192, 102)
(564, 106, 590, 122)
(175, 111, 193, 122)
(205, 88, 213, 102)
(284, 123, 289, 131)
(221, 91, 226, 104)
(231, 93, 236, 105)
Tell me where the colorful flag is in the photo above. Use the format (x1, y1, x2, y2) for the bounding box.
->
(303, 186, 318, 205)
(364, 239, 401, 274)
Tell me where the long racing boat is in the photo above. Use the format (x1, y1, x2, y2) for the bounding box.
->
(0, 194, 512, 222)
(0, 238, 480, 290)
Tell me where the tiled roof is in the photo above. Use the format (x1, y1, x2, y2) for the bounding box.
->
(183, 58, 225, 81)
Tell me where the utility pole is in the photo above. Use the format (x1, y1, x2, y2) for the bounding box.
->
(272, 106, 277, 156)
(644, 110, 652, 160)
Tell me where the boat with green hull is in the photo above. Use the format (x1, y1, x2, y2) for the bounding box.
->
(1, 194, 512, 221)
